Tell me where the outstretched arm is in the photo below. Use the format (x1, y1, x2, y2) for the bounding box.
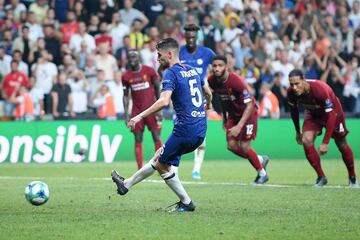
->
(128, 90, 172, 130)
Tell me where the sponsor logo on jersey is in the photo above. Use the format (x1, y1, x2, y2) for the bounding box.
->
(191, 110, 206, 118)
(197, 58, 203, 65)
(131, 81, 150, 91)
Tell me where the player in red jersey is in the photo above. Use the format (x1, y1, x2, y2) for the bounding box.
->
(288, 69, 358, 187)
(122, 50, 162, 169)
(208, 55, 269, 184)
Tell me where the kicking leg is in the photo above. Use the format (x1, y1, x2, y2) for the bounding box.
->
(111, 148, 163, 195)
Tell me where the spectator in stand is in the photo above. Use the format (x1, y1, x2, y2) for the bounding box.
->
(92, 84, 116, 120)
(129, 18, 149, 50)
(115, 35, 131, 71)
(51, 72, 75, 120)
(140, 39, 159, 71)
(350, 0, 360, 29)
(60, 10, 78, 43)
(341, 56, 360, 113)
(270, 72, 287, 113)
(9, 85, 34, 121)
(95, 42, 117, 81)
(271, 49, 294, 88)
(29, 0, 49, 23)
(43, 24, 61, 65)
(74, 41, 89, 69)
(28, 76, 44, 119)
(258, 83, 280, 119)
(140, 0, 164, 28)
(25, 11, 44, 41)
(321, 55, 345, 105)
(73, 0, 88, 23)
(336, 16, 354, 56)
(95, 22, 112, 50)
(97, 0, 114, 24)
(87, 14, 100, 36)
(222, 17, 243, 49)
(1, 59, 29, 117)
(12, 26, 34, 64)
(88, 69, 106, 111)
(12, 50, 28, 76)
(32, 50, 58, 114)
(106, 70, 125, 119)
(43, 8, 60, 30)
(68, 69, 89, 118)
(303, 50, 325, 80)
(5, 0, 27, 21)
(69, 21, 96, 54)
(119, 0, 149, 29)
(0, 46, 12, 77)
(59, 54, 77, 76)
(155, 4, 179, 38)
(201, 14, 222, 52)
(51, 0, 69, 23)
(222, 3, 241, 29)
(109, 12, 130, 54)
(312, 24, 331, 59)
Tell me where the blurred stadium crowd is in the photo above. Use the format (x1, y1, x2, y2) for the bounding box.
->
(1, 0, 360, 121)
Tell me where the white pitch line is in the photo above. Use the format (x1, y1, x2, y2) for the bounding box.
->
(0, 176, 356, 189)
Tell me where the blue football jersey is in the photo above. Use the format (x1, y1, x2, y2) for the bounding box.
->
(179, 45, 215, 82)
(162, 63, 207, 138)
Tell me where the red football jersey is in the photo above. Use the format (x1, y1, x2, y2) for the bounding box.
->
(287, 80, 343, 117)
(122, 65, 159, 111)
(208, 72, 257, 119)
(1, 71, 29, 98)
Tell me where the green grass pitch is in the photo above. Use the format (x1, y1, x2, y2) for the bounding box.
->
(1, 160, 359, 240)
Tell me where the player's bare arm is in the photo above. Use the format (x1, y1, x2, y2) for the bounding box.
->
(288, 102, 302, 144)
(228, 101, 254, 137)
(128, 90, 172, 130)
(319, 110, 337, 155)
(123, 86, 131, 123)
(202, 83, 213, 110)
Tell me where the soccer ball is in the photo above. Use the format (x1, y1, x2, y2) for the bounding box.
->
(24, 181, 50, 206)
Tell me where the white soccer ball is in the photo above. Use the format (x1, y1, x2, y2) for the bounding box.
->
(24, 181, 50, 206)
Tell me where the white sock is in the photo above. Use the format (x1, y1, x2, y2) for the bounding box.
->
(258, 168, 267, 177)
(193, 147, 205, 173)
(124, 159, 156, 189)
(171, 165, 179, 175)
(161, 171, 191, 204)
(257, 155, 264, 164)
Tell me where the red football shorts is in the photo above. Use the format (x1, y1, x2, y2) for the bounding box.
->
(225, 109, 258, 142)
(302, 110, 349, 139)
(132, 114, 160, 133)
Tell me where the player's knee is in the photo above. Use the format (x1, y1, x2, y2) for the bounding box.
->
(302, 135, 314, 146)
(227, 141, 237, 152)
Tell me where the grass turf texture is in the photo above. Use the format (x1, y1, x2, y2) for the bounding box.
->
(0, 160, 359, 240)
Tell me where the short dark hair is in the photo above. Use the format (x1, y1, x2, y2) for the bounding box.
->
(212, 55, 227, 64)
(184, 23, 200, 32)
(156, 38, 179, 51)
(288, 69, 304, 79)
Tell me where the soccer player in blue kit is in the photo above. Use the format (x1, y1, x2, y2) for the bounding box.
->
(179, 23, 215, 180)
(111, 38, 213, 212)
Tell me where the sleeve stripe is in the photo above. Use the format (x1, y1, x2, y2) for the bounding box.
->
(244, 98, 251, 103)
